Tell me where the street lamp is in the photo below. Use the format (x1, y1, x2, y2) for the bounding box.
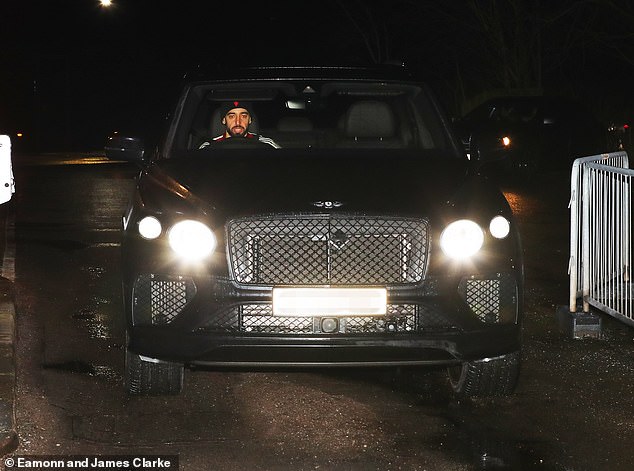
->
(99, 0, 113, 7)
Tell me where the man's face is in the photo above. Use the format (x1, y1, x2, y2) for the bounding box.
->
(222, 107, 251, 137)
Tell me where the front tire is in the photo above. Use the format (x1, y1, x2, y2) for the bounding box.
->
(125, 349, 184, 396)
(448, 351, 520, 398)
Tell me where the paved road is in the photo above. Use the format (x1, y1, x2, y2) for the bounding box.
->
(0, 201, 16, 456)
(3, 154, 634, 470)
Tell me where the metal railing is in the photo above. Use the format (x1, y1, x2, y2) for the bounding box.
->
(568, 151, 634, 327)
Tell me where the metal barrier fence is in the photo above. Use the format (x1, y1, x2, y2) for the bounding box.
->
(568, 151, 634, 327)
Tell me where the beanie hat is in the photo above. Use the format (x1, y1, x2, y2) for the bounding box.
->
(219, 100, 252, 119)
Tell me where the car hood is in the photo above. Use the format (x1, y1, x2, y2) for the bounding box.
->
(138, 150, 492, 222)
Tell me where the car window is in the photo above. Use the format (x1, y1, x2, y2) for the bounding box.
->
(490, 103, 539, 123)
(169, 81, 460, 157)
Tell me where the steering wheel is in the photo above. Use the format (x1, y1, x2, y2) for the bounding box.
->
(210, 137, 270, 148)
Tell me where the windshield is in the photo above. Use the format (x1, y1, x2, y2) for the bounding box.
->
(168, 80, 462, 158)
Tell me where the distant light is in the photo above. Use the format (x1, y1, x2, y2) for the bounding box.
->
(16, 133, 23, 138)
(99, 0, 113, 7)
(501, 136, 511, 147)
(624, 124, 630, 130)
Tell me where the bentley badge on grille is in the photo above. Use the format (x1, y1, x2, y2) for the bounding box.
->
(311, 200, 344, 209)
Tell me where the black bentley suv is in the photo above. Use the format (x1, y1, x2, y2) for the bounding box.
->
(105, 65, 524, 397)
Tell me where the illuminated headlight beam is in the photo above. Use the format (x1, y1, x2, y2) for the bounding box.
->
(440, 219, 484, 259)
(168, 220, 216, 261)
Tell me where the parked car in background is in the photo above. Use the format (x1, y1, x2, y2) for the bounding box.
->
(455, 96, 606, 175)
(607, 121, 631, 152)
(106, 65, 523, 398)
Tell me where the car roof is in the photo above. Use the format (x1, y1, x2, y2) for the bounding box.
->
(184, 64, 417, 84)
(481, 95, 584, 107)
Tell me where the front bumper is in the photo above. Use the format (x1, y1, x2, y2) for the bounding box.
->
(130, 324, 520, 367)
(126, 272, 522, 366)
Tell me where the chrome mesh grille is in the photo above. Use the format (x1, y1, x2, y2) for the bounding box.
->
(133, 274, 196, 325)
(199, 302, 455, 334)
(458, 273, 518, 324)
(227, 215, 430, 285)
(201, 303, 419, 334)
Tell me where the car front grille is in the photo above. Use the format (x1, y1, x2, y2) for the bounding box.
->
(458, 272, 518, 324)
(198, 302, 456, 334)
(131, 271, 517, 332)
(227, 215, 430, 286)
(132, 274, 197, 326)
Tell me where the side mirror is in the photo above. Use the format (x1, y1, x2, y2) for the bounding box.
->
(468, 133, 483, 162)
(104, 135, 146, 163)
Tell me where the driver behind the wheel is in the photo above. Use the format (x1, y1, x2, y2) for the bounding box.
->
(199, 101, 280, 149)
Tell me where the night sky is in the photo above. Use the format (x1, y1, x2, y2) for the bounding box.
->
(1, 0, 633, 152)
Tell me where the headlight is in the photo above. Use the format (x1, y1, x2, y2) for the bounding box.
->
(138, 216, 162, 239)
(440, 219, 484, 259)
(489, 216, 510, 239)
(168, 220, 216, 261)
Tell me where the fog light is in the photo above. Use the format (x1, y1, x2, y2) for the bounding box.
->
(138, 216, 162, 239)
(489, 215, 510, 239)
(321, 317, 339, 333)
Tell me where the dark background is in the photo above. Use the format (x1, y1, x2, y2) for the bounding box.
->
(1, 0, 633, 152)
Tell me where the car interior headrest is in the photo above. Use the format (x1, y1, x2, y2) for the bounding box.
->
(277, 116, 314, 132)
(343, 101, 396, 138)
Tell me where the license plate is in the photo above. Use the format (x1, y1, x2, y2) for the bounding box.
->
(272, 287, 387, 316)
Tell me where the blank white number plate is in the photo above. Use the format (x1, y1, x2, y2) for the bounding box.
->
(272, 287, 387, 316)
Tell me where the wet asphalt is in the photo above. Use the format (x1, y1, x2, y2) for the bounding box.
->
(0, 201, 16, 455)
